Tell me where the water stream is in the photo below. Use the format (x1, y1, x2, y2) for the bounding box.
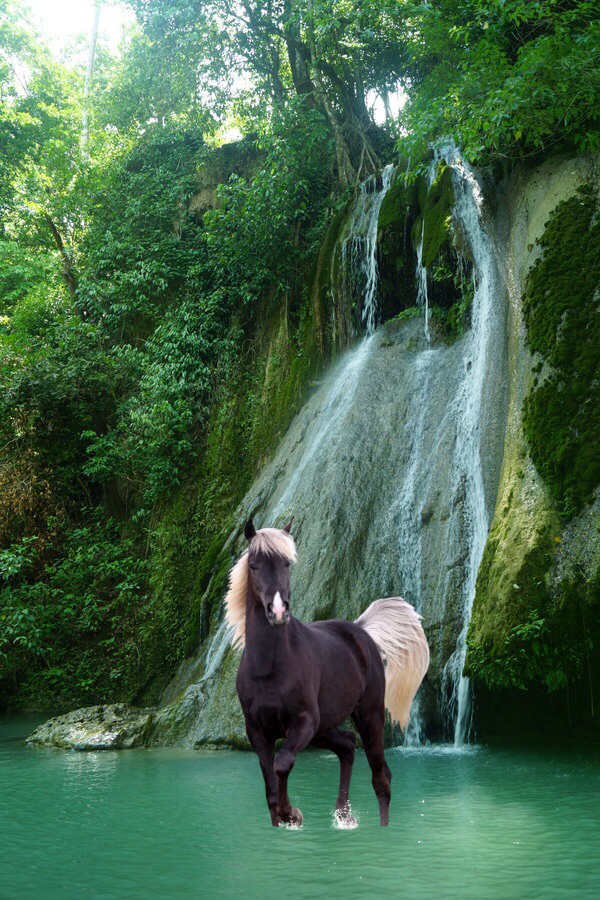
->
(415, 220, 431, 343)
(437, 144, 500, 745)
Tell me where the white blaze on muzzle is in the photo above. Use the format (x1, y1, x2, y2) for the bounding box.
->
(272, 591, 285, 623)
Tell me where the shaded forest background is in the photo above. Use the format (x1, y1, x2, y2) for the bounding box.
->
(1, 0, 598, 710)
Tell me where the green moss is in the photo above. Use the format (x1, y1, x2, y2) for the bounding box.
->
(522, 185, 600, 516)
(311, 201, 352, 357)
(377, 173, 417, 231)
(391, 306, 422, 322)
(376, 169, 419, 318)
(465, 179, 600, 732)
(467, 558, 600, 715)
(466, 522, 558, 684)
(411, 165, 454, 268)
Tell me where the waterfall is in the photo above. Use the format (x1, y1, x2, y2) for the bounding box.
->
(160, 152, 507, 750)
(271, 336, 376, 522)
(341, 164, 395, 335)
(438, 144, 499, 746)
(403, 142, 500, 745)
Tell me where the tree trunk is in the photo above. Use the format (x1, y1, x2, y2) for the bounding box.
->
(305, 3, 355, 187)
(283, 1, 314, 97)
(81, 0, 101, 160)
(44, 215, 79, 306)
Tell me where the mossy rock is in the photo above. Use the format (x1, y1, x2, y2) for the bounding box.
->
(522, 185, 600, 515)
(406, 164, 468, 334)
(311, 200, 353, 356)
(467, 516, 559, 664)
(376, 170, 419, 318)
(466, 173, 600, 731)
(411, 164, 455, 268)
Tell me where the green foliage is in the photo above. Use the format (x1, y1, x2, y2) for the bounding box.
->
(0, 517, 149, 707)
(0, 306, 122, 493)
(0, 3, 334, 709)
(399, 0, 600, 167)
(80, 127, 207, 334)
(467, 564, 600, 702)
(522, 185, 600, 516)
(204, 103, 332, 305)
(467, 611, 566, 692)
(81, 103, 331, 512)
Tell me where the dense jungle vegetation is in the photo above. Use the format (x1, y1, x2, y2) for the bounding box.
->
(1, 0, 598, 710)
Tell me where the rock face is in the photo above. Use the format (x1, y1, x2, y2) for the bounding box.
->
(466, 154, 600, 733)
(27, 705, 155, 750)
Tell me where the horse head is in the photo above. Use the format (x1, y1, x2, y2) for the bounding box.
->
(244, 518, 295, 627)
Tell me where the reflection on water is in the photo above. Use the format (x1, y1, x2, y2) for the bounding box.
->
(1, 716, 600, 899)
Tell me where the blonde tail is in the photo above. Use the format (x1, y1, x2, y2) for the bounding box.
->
(356, 597, 430, 729)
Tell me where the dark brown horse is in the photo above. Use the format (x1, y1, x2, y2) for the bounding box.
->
(226, 520, 429, 827)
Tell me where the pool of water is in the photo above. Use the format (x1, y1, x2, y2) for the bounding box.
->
(2, 715, 600, 899)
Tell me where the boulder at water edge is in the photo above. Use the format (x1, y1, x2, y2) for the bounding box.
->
(27, 704, 155, 750)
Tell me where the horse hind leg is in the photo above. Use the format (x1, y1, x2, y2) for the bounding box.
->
(310, 728, 357, 825)
(352, 707, 392, 827)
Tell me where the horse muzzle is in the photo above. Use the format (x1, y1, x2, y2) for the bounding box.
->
(266, 593, 290, 626)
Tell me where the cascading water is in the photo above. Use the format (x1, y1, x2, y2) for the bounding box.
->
(159, 151, 507, 750)
(433, 144, 501, 745)
(415, 221, 431, 344)
(271, 167, 395, 515)
(341, 163, 395, 335)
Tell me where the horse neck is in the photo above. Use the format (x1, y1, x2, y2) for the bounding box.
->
(244, 586, 293, 674)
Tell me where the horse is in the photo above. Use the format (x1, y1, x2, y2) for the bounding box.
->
(225, 519, 430, 827)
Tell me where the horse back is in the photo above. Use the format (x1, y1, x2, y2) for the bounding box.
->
(306, 619, 385, 733)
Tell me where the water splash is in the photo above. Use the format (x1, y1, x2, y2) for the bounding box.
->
(332, 807, 360, 830)
(341, 164, 395, 335)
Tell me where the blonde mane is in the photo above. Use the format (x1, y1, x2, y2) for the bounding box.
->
(224, 528, 297, 649)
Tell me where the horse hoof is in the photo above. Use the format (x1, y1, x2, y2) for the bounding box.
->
(334, 808, 358, 829)
(286, 807, 303, 827)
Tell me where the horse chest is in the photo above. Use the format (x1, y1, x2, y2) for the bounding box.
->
(238, 663, 311, 725)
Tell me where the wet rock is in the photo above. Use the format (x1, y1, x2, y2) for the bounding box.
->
(27, 704, 155, 751)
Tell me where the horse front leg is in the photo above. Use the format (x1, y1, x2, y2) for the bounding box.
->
(274, 712, 317, 826)
(245, 719, 281, 826)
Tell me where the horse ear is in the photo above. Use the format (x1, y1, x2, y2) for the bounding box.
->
(282, 517, 294, 534)
(244, 518, 257, 541)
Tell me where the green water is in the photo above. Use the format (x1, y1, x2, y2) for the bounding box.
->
(2, 716, 600, 899)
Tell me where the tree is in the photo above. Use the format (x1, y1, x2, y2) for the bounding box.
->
(127, 0, 407, 185)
